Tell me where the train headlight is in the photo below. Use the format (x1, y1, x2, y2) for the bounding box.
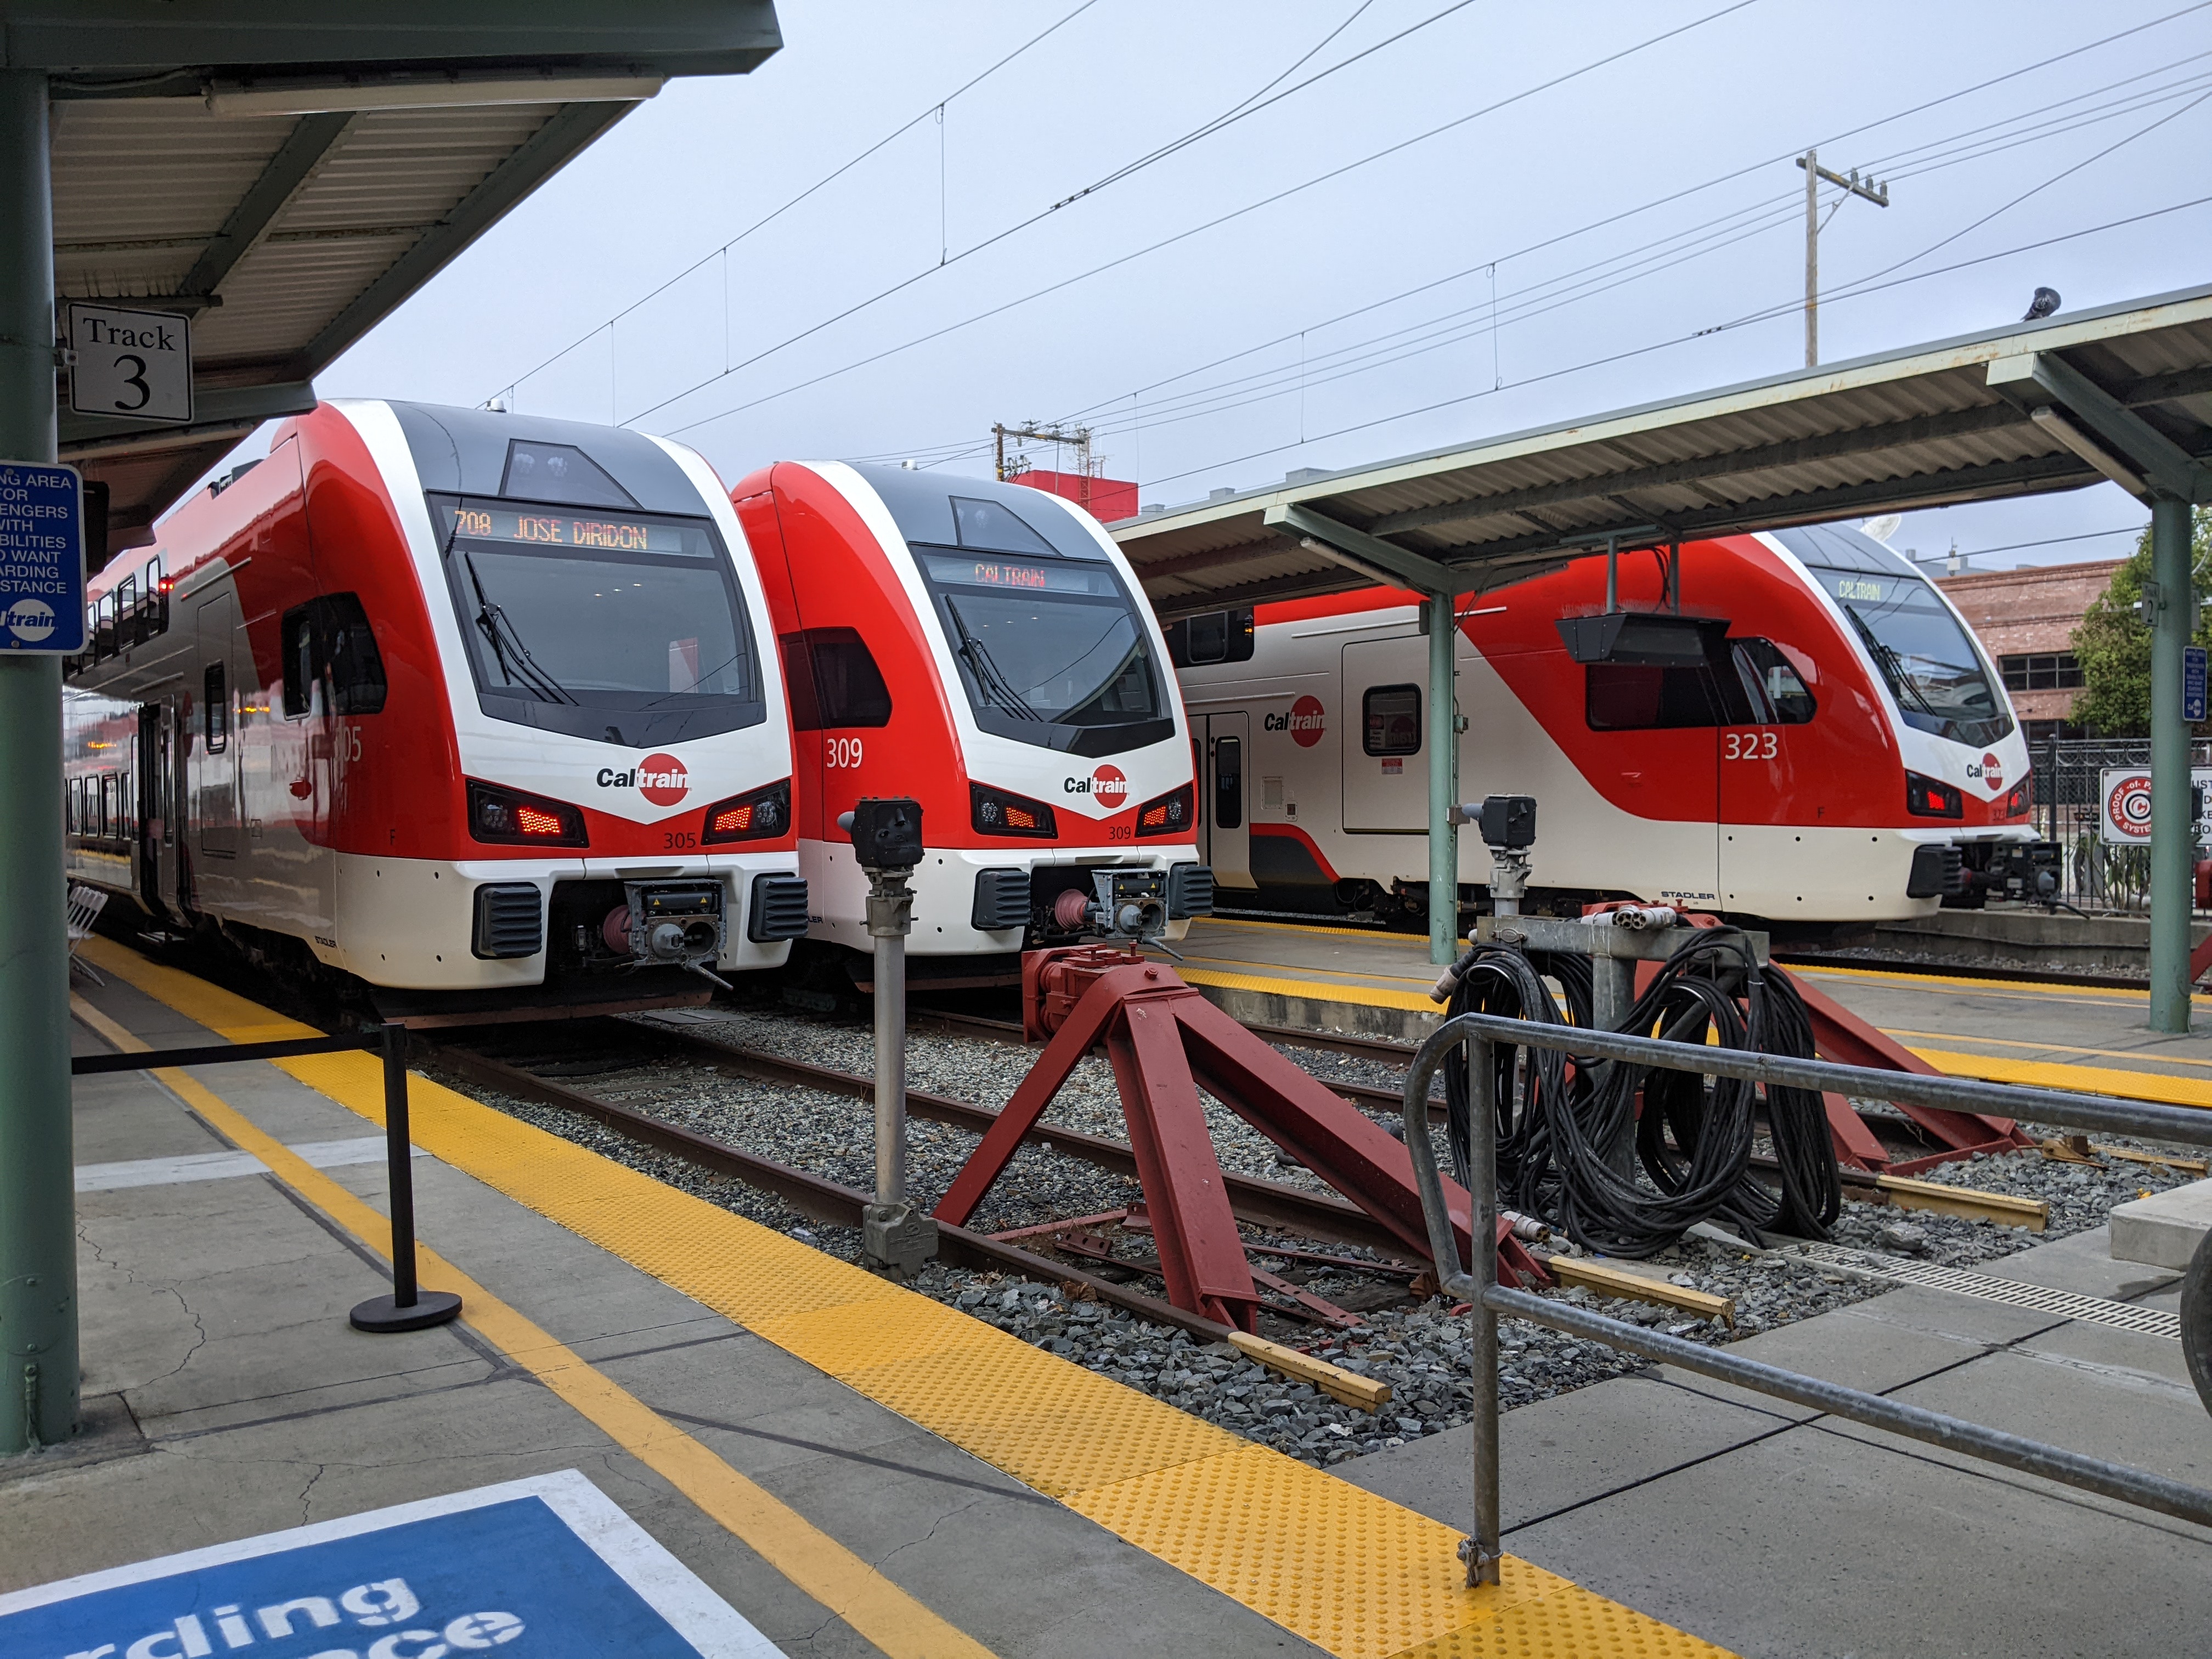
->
(701, 778, 791, 843)
(1134, 783, 1194, 838)
(2000, 774, 2032, 819)
(1904, 771, 1964, 820)
(467, 778, 588, 846)
(970, 782, 1057, 838)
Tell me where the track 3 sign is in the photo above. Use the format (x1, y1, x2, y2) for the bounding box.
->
(0, 1471, 786, 1659)
(0, 461, 85, 653)
(68, 303, 192, 424)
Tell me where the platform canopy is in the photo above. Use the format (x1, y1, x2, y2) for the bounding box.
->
(11, 1, 781, 563)
(1113, 281, 2212, 616)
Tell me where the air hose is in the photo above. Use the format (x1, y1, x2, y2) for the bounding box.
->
(1439, 931, 1840, 1257)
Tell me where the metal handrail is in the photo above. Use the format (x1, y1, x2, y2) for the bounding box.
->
(1398, 1009, 2212, 1588)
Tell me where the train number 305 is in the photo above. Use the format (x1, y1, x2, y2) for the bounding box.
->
(1724, 730, 1778, 761)
(826, 736, 865, 769)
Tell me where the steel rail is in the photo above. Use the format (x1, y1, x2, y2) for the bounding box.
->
(1394, 1010, 2212, 1588)
(430, 1041, 1237, 1342)
(609, 1019, 1420, 1256)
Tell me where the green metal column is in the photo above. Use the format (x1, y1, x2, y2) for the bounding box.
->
(0, 68, 76, 1455)
(2149, 493, 2194, 1034)
(1427, 590, 1457, 966)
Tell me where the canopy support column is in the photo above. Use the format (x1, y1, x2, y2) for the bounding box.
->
(2150, 493, 2195, 1033)
(1427, 590, 1458, 966)
(0, 68, 76, 1456)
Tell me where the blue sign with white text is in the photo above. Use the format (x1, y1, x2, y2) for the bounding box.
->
(0, 460, 85, 653)
(0, 1472, 783, 1659)
(2187, 644, 2207, 724)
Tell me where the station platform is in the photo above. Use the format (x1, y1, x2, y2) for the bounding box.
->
(1163, 917, 2212, 1110)
(7, 936, 1727, 1659)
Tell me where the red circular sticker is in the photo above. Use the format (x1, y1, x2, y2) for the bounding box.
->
(1982, 752, 2004, 792)
(637, 752, 690, 807)
(2108, 773, 2153, 839)
(1289, 694, 1326, 748)
(1091, 764, 1128, 808)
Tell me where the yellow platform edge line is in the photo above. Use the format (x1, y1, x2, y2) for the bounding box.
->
(1886, 1026, 2212, 1073)
(1787, 959, 2212, 1006)
(1906, 1045, 2212, 1110)
(67, 990, 1000, 1659)
(1175, 963, 1440, 1014)
(75, 937, 1729, 1659)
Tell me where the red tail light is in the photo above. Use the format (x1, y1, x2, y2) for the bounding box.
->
(1905, 771, 1963, 820)
(1135, 782, 1194, 838)
(467, 778, 588, 846)
(971, 782, 1057, 838)
(2001, 774, 2032, 818)
(702, 779, 791, 843)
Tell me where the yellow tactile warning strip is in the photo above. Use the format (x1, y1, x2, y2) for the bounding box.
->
(77, 937, 1729, 1659)
(1903, 1046, 2212, 1111)
(1787, 960, 2212, 1007)
(1886, 1028, 2212, 1070)
(1205, 917, 1471, 949)
(1175, 964, 1441, 1015)
(67, 991, 998, 1659)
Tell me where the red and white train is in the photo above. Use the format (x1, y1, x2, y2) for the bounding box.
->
(64, 400, 806, 1000)
(1166, 523, 2035, 929)
(729, 462, 1210, 978)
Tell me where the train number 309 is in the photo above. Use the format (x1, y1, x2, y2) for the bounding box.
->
(826, 736, 865, 769)
(1724, 730, 1778, 761)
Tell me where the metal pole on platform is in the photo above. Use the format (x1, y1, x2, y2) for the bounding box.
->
(847, 797, 936, 1276)
(1427, 590, 1458, 967)
(1463, 1032, 1502, 1587)
(0, 70, 77, 1456)
(2151, 494, 2195, 1032)
(349, 1024, 460, 1333)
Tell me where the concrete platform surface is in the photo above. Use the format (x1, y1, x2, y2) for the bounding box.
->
(2112, 1177, 2212, 1271)
(1335, 1226, 2212, 1659)
(5, 938, 1732, 1659)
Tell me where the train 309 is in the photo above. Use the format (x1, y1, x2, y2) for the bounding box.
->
(64, 400, 806, 1010)
(1165, 521, 2036, 932)
(729, 461, 1212, 986)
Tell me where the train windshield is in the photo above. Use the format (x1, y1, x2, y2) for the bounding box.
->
(913, 548, 1174, 757)
(431, 499, 763, 746)
(1815, 567, 2011, 746)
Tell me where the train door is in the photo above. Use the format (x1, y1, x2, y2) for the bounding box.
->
(1341, 637, 1428, 832)
(1203, 713, 1250, 887)
(1579, 657, 1722, 909)
(137, 702, 174, 918)
(1716, 637, 1820, 910)
(193, 591, 241, 878)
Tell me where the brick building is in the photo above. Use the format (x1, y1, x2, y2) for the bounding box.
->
(1936, 557, 2123, 740)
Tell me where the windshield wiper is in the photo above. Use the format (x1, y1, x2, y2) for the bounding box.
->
(944, 598, 1040, 721)
(466, 556, 577, 706)
(1844, 607, 1940, 721)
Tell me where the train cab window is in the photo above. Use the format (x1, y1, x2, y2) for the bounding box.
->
(317, 593, 387, 714)
(499, 440, 636, 510)
(781, 628, 893, 730)
(202, 662, 228, 752)
(1214, 735, 1244, 829)
(1732, 638, 1816, 724)
(282, 608, 318, 717)
(951, 496, 1056, 556)
(1364, 685, 1422, 755)
(1165, 608, 1256, 668)
(1587, 664, 1722, 730)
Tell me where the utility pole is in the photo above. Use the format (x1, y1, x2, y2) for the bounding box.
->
(1798, 149, 1889, 368)
(992, 420, 1096, 510)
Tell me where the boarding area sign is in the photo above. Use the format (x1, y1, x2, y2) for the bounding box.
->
(0, 460, 85, 653)
(0, 1470, 786, 1659)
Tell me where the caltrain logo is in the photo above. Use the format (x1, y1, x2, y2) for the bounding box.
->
(1262, 695, 1328, 748)
(1065, 764, 1128, 806)
(3, 598, 55, 642)
(596, 752, 690, 806)
(1979, 753, 2004, 792)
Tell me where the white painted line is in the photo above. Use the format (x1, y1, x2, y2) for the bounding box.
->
(75, 1135, 428, 1193)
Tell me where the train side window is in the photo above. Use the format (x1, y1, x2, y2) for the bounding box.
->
(281, 607, 317, 717)
(64, 777, 77, 836)
(1363, 685, 1422, 755)
(1165, 608, 1255, 668)
(1733, 637, 1817, 724)
(1214, 735, 1244, 829)
(780, 628, 892, 730)
(314, 593, 387, 715)
(1586, 664, 1723, 730)
(99, 774, 114, 838)
(203, 661, 228, 752)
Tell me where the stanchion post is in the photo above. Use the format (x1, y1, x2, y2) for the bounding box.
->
(349, 1024, 462, 1334)
(1463, 1032, 1503, 1587)
(844, 798, 937, 1277)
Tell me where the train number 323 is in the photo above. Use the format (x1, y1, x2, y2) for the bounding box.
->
(1724, 731, 1778, 761)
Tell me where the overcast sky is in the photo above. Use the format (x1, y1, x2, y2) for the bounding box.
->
(279, 0, 2212, 573)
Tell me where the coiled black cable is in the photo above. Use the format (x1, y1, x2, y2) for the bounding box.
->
(1438, 928, 1839, 1257)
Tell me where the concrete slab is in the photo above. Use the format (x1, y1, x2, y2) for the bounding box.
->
(2111, 1177, 2212, 1271)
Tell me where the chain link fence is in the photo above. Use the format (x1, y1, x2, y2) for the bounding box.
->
(2031, 736, 2212, 914)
